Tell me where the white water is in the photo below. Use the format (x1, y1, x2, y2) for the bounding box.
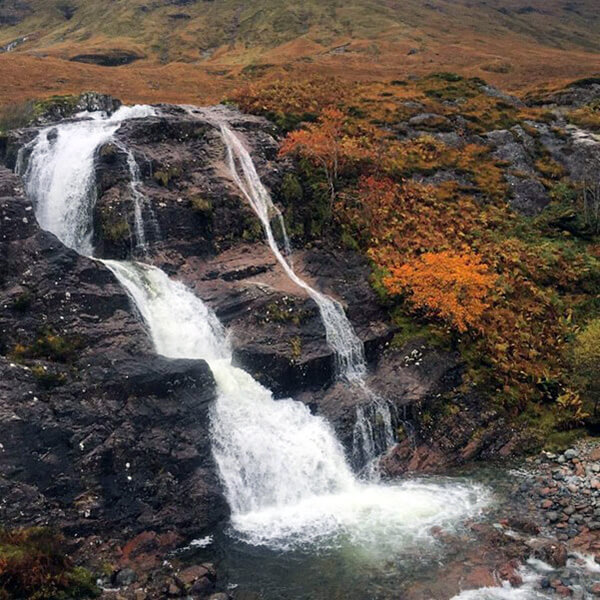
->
(451, 554, 600, 600)
(181, 107, 396, 466)
(220, 122, 367, 382)
(218, 122, 403, 467)
(103, 259, 489, 551)
(18, 105, 155, 255)
(17, 106, 490, 555)
(120, 144, 161, 254)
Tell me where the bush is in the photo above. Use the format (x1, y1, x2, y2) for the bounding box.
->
(573, 319, 600, 415)
(0, 101, 35, 132)
(0, 527, 99, 599)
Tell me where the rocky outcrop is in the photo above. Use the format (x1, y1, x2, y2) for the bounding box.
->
(0, 166, 226, 540)
(7, 101, 539, 474)
(70, 51, 145, 67)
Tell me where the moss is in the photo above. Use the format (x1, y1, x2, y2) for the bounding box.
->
(11, 327, 83, 363)
(517, 404, 587, 452)
(260, 298, 310, 326)
(290, 336, 302, 360)
(241, 217, 263, 242)
(32, 94, 78, 116)
(191, 195, 213, 215)
(31, 365, 67, 389)
(103, 218, 129, 242)
(153, 165, 181, 186)
(390, 309, 451, 350)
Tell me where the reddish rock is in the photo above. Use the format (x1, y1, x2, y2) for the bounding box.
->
(531, 539, 568, 567)
(177, 565, 209, 587)
(555, 585, 572, 597)
(464, 566, 496, 588)
(499, 560, 523, 587)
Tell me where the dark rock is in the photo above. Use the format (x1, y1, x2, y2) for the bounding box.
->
(114, 567, 138, 586)
(0, 167, 227, 540)
(190, 576, 215, 595)
(530, 539, 568, 567)
(70, 51, 144, 66)
(505, 175, 550, 216)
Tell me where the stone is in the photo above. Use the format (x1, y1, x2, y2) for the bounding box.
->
(564, 449, 579, 460)
(0, 166, 228, 548)
(190, 577, 214, 595)
(178, 565, 209, 586)
(531, 539, 568, 567)
(114, 567, 138, 587)
(505, 175, 550, 216)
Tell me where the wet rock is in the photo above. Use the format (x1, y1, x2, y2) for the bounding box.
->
(530, 539, 568, 567)
(0, 167, 226, 541)
(177, 565, 210, 587)
(190, 576, 215, 595)
(114, 567, 138, 586)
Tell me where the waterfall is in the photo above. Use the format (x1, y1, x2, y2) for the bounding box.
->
(17, 106, 489, 554)
(120, 145, 161, 255)
(219, 123, 367, 382)
(18, 105, 156, 255)
(103, 259, 488, 552)
(217, 121, 401, 467)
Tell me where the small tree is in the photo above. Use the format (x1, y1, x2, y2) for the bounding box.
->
(573, 318, 600, 415)
(279, 108, 367, 205)
(383, 250, 496, 333)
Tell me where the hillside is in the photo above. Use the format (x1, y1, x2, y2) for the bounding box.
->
(0, 0, 600, 105)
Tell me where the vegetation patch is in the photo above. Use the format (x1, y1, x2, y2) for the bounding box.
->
(0, 527, 99, 600)
(11, 327, 83, 363)
(233, 74, 600, 435)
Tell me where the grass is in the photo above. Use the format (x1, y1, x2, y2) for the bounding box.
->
(1, 2, 600, 108)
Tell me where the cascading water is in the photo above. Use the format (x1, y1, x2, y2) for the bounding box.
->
(104, 259, 489, 552)
(18, 105, 156, 255)
(119, 144, 161, 255)
(218, 122, 367, 382)
(17, 105, 490, 559)
(215, 120, 399, 467)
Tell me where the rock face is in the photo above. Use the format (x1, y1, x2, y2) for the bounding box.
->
(0, 167, 226, 539)
(5, 100, 545, 478)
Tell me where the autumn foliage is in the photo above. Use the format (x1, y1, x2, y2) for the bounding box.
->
(383, 251, 496, 333)
(0, 527, 97, 599)
(279, 107, 373, 202)
(241, 75, 600, 418)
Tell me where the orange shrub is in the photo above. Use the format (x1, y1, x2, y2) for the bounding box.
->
(383, 250, 496, 332)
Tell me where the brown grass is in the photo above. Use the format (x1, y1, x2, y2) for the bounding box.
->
(1, 22, 599, 109)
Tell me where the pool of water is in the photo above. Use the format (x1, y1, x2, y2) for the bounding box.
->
(179, 470, 518, 600)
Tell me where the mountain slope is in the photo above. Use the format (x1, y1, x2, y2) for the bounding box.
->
(0, 0, 599, 105)
(3, 0, 600, 61)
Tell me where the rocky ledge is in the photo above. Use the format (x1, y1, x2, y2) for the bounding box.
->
(0, 165, 228, 597)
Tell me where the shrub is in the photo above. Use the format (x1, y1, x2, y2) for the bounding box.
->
(383, 250, 496, 333)
(0, 527, 99, 599)
(573, 319, 600, 414)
